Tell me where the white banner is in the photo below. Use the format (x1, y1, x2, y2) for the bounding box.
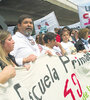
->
(60, 22, 81, 29)
(0, 52, 90, 100)
(78, 3, 90, 28)
(34, 12, 59, 35)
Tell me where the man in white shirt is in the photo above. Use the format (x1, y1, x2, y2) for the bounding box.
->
(10, 14, 40, 65)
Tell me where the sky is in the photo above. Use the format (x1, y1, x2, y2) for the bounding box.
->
(68, 0, 89, 5)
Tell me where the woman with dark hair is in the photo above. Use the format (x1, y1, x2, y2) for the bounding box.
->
(43, 32, 66, 56)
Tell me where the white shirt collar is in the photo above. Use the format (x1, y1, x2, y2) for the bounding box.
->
(15, 32, 33, 39)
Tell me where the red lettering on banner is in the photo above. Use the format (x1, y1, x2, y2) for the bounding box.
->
(71, 73, 82, 97)
(64, 73, 82, 100)
(83, 13, 90, 25)
(84, 18, 90, 25)
(64, 79, 75, 100)
(83, 13, 89, 19)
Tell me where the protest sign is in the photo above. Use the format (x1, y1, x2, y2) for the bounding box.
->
(34, 12, 59, 35)
(78, 2, 90, 28)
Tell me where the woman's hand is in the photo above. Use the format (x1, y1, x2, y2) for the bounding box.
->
(24, 64, 30, 70)
(0, 65, 16, 84)
(4, 65, 16, 78)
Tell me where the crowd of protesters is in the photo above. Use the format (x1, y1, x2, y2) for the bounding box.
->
(0, 14, 90, 84)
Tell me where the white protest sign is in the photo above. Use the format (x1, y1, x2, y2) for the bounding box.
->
(0, 52, 90, 100)
(78, 3, 90, 28)
(60, 22, 81, 29)
(34, 11, 59, 35)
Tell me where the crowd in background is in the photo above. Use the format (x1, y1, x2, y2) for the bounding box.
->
(36, 25, 90, 55)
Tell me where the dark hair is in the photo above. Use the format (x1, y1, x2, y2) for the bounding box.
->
(38, 34, 45, 45)
(57, 29, 62, 35)
(0, 25, 3, 29)
(62, 26, 71, 32)
(18, 14, 32, 24)
(44, 32, 56, 43)
(86, 26, 90, 29)
(61, 30, 69, 36)
(13, 25, 18, 34)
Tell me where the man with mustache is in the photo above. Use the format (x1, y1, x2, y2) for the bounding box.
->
(10, 14, 40, 66)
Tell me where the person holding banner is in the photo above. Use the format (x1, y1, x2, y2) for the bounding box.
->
(10, 14, 53, 65)
(0, 30, 16, 83)
(0, 30, 31, 83)
(10, 14, 39, 66)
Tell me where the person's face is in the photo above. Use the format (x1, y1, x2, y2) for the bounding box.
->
(62, 31, 69, 43)
(4, 34, 14, 54)
(18, 18, 33, 36)
(71, 30, 75, 36)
